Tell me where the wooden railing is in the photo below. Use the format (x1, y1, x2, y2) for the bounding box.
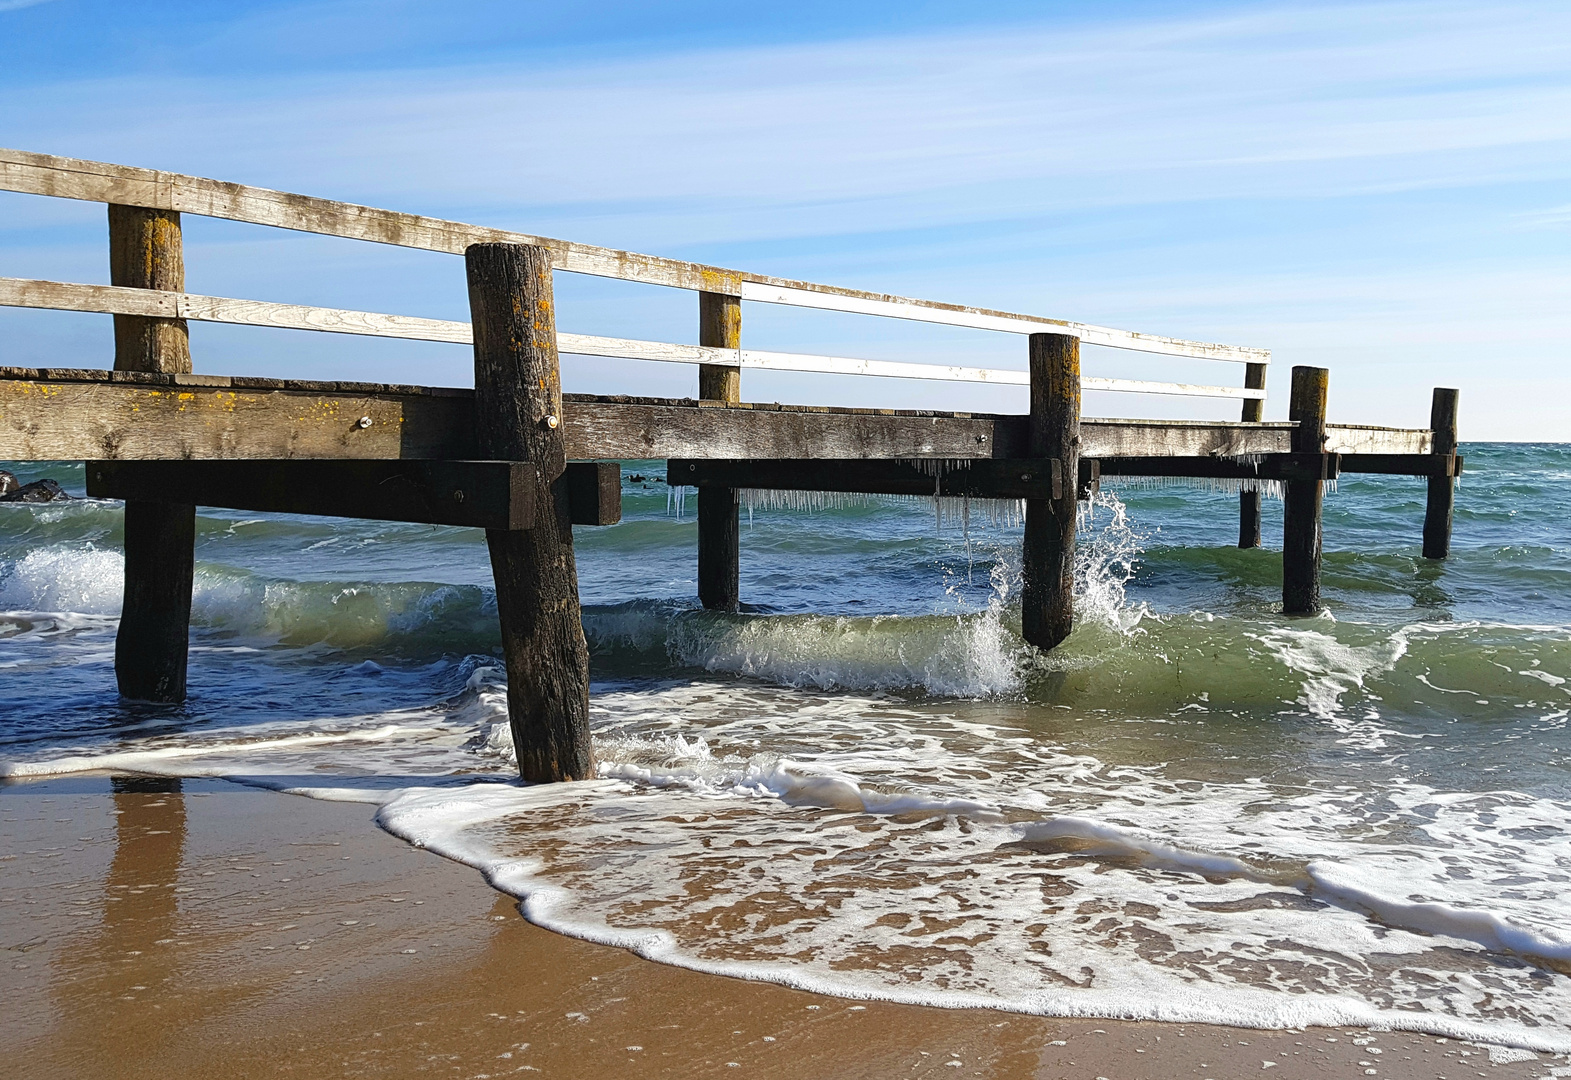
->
(0, 149, 1269, 403)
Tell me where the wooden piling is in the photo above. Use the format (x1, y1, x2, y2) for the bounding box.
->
(466, 243, 595, 783)
(1282, 365, 1328, 616)
(109, 205, 195, 703)
(1422, 387, 1459, 560)
(696, 292, 741, 612)
(1021, 333, 1080, 650)
(1238, 361, 1267, 549)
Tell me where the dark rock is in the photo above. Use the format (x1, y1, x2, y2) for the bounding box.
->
(1, 478, 71, 503)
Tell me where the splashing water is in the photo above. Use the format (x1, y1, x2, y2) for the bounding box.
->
(1075, 492, 1150, 634)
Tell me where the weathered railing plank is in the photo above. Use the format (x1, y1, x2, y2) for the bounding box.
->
(0, 277, 1264, 399)
(0, 148, 1269, 363)
(740, 282, 1267, 363)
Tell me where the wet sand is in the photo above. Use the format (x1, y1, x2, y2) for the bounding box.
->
(2, 775, 1560, 1080)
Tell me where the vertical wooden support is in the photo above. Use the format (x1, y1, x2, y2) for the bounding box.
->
(696, 292, 742, 612)
(109, 205, 195, 703)
(1422, 387, 1459, 560)
(1021, 333, 1080, 650)
(466, 243, 595, 783)
(1282, 366, 1329, 616)
(1237, 361, 1267, 549)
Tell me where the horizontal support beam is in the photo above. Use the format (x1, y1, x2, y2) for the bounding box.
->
(0, 278, 1262, 399)
(0, 368, 1021, 461)
(0, 369, 469, 461)
(83, 459, 620, 528)
(1082, 419, 1293, 458)
(87, 459, 537, 528)
(668, 458, 1064, 500)
(0, 148, 1268, 363)
(571, 397, 1026, 459)
(1338, 453, 1463, 477)
(0, 369, 1430, 463)
(1325, 424, 1432, 455)
(1094, 453, 1341, 482)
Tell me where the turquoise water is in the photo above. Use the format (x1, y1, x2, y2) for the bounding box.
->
(2, 444, 1569, 1047)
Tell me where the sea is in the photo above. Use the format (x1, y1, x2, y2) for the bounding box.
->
(1, 444, 1568, 1051)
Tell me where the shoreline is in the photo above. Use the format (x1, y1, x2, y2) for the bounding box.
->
(4, 773, 1563, 1079)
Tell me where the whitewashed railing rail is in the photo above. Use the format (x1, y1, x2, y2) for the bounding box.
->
(0, 148, 1270, 399)
(0, 277, 1267, 401)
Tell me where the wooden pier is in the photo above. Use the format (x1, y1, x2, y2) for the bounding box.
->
(0, 149, 1461, 782)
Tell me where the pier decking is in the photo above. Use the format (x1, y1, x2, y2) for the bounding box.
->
(0, 149, 1460, 781)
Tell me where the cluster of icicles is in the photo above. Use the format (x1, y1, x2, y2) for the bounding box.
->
(665, 455, 1303, 529)
(665, 481, 1023, 529)
(1105, 453, 1300, 499)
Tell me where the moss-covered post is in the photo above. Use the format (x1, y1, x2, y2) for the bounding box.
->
(466, 242, 595, 783)
(110, 205, 196, 703)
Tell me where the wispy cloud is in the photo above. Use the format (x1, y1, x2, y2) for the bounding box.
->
(0, 0, 61, 13)
(1516, 204, 1571, 230)
(8, 1, 1571, 230)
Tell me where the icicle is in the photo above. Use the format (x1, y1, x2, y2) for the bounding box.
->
(1103, 475, 1286, 500)
(901, 458, 970, 479)
(738, 489, 880, 513)
(734, 489, 1025, 530)
(666, 483, 692, 519)
(922, 495, 1024, 530)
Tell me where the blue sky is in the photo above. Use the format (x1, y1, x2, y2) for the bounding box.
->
(2, 0, 1568, 438)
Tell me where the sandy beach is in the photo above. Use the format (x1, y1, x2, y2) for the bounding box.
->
(2, 774, 1559, 1080)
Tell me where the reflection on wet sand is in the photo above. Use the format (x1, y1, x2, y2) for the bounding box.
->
(50, 778, 186, 1069)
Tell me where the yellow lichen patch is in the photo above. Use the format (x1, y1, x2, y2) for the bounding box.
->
(696, 266, 743, 295)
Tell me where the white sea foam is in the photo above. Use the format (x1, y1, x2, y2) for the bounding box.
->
(5, 666, 1571, 1051)
(1250, 625, 1410, 746)
(0, 724, 438, 780)
(1306, 861, 1571, 963)
(1011, 816, 1273, 880)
